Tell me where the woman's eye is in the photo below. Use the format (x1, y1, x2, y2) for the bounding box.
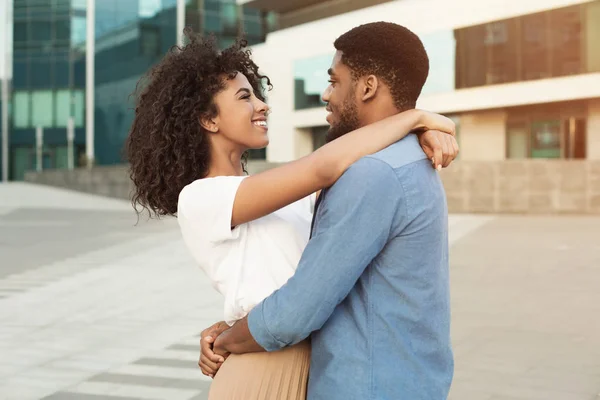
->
(241, 95, 251, 100)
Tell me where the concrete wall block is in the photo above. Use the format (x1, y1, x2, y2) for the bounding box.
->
(465, 162, 496, 195)
(446, 193, 467, 213)
(589, 194, 600, 212)
(557, 194, 587, 213)
(467, 195, 496, 213)
(558, 161, 587, 193)
(529, 194, 555, 214)
(499, 193, 529, 213)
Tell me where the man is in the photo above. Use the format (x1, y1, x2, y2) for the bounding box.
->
(201, 22, 454, 399)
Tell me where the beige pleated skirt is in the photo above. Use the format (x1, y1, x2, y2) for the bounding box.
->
(208, 340, 311, 400)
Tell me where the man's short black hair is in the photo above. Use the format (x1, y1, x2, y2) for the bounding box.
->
(334, 22, 429, 111)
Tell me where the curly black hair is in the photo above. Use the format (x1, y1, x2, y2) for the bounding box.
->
(334, 22, 429, 111)
(125, 29, 271, 218)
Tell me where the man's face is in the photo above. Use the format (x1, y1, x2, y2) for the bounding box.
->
(322, 51, 360, 143)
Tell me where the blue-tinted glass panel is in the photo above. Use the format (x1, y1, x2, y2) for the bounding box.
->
(14, 21, 28, 44)
(294, 54, 331, 110)
(421, 30, 456, 95)
(71, 16, 86, 46)
(30, 59, 53, 88)
(13, 92, 30, 128)
(32, 91, 54, 128)
(32, 21, 52, 42)
(55, 90, 71, 128)
(222, 3, 239, 35)
(205, 11, 222, 34)
(73, 90, 84, 127)
(13, 60, 28, 88)
(139, 0, 163, 18)
(55, 18, 70, 43)
(53, 57, 70, 87)
(71, 0, 86, 10)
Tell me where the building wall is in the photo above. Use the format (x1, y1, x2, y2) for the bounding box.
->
(588, 99, 600, 159)
(249, 0, 600, 162)
(459, 111, 506, 161)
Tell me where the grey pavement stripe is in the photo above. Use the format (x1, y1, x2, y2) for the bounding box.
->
(188, 393, 209, 400)
(42, 392, 141, 400)
(89, 372, 211, 391)
(0, 287, 26, 292)
(133, 357, 195, 369)
(167, 344, 198, 352)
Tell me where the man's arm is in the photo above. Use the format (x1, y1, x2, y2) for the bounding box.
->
(215, 157, 405, 354)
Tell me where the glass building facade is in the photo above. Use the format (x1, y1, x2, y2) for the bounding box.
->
(7, 0, 272, 180)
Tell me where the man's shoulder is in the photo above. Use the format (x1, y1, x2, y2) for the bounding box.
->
(340, 156, 398, 185)
(326, 157, 401, 202)
(369, 134, 428, 170)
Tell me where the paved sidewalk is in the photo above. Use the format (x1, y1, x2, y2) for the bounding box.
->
(1, 183, 599, 400)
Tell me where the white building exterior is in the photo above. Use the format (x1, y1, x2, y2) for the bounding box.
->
(239, 0, 600, 163)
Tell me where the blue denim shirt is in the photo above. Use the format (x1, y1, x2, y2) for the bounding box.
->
(248, 135, 454, 399)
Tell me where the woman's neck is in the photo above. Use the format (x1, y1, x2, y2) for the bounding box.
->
(206, 143, 246, 178)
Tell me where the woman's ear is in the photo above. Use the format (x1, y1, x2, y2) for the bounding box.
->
(200, 115, 219, 133)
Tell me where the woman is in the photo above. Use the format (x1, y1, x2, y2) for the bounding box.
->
(125, 30, 457, 399)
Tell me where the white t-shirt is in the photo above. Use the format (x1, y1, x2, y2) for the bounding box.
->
(177, 176, 314, 325)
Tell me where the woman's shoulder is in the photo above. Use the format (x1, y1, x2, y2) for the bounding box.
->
(179, 175, 247, 204)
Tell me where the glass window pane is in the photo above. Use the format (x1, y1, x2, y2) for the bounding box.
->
(14, 22, 29, 45)
(55, 146, 69, 169)
(140, 25, 161, 57)
(139, 0, 162, 18)
(32, 21, 52, 42)
(204, 0, 221, 13)
(507, 125, 529, 159)
(55, 90, 70, 128)
(204, 11, 222, 34)
(74, 90, 85, 128)
(294, 54, 331, 110)
(564, 118, 587, 159)
(485, 20, 519, 84)
(55, 18, 70, 43)
(71, 16, 86, 46)
(531, 120, 561, 158)
(550, 6, 582, 77)
(586, 1, 600, 72)
(421, 30, 456, 95)
(31, 91, 54, 128)
(521, 13, 551, 80)
(30, 59, 52, 87)
(13, 92, 30, 128)
(71, 0, 87, 10)
(222, 4, 239, 35)
(456, 25, 487, 88)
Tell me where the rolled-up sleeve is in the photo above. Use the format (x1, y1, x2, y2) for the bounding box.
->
(248, 157, 405, 351)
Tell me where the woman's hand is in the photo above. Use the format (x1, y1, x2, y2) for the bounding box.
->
(198, 321, 230, 378)
(417, 129, 460, 170)
(415, 110, 456, 136)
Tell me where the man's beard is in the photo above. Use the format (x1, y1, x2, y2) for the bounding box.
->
(325, 97, 360, 143)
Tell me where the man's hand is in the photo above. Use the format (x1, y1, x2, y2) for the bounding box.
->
(198, 321, 229, 378)
(418, 129, 459, 170)
(212, 316, 265, 355)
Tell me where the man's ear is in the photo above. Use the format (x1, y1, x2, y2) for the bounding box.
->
(359, 75, 379, 102)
